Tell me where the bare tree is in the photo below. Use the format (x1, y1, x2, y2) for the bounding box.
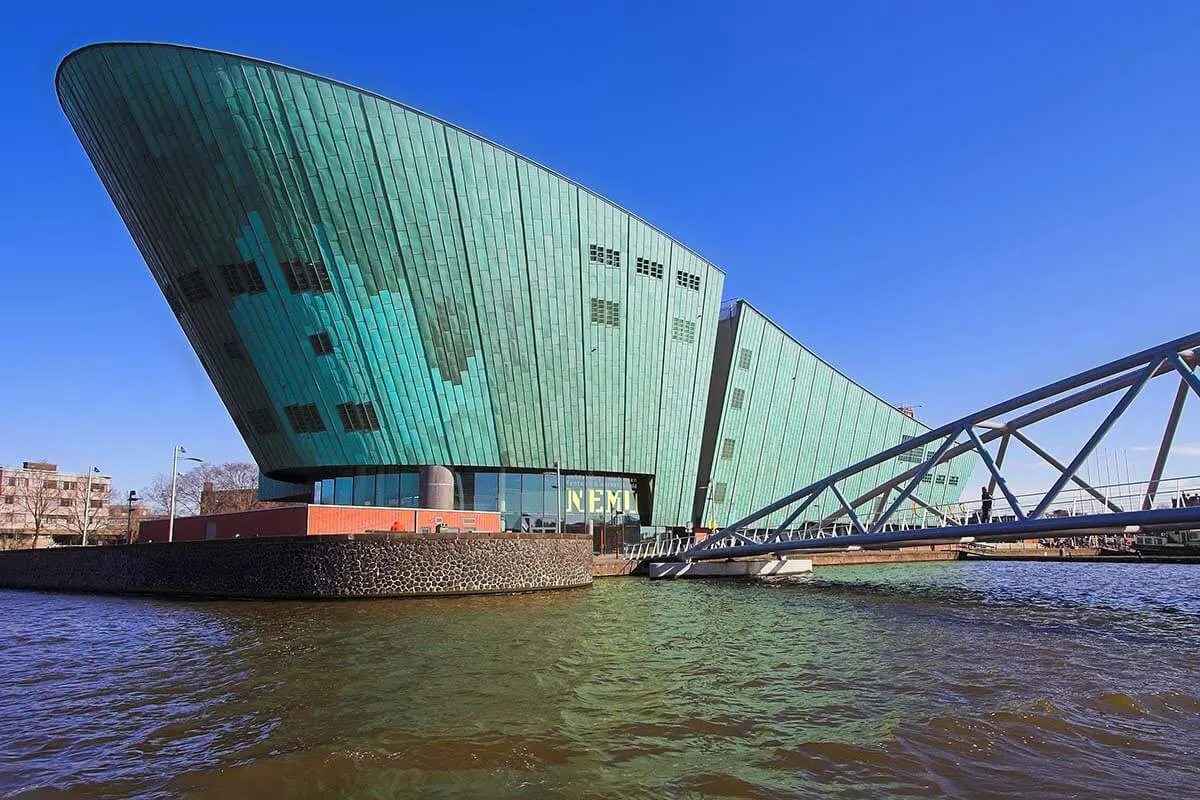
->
(16, 478, 56, 537)
(144, 461, 261, 516)
(61, 479, 113, 542)
(145, 472, 203, 516)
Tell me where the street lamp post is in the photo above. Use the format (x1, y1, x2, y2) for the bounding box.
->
(126, 490, 140, 545)
(80, 466, 100, 546)
(168, 446, 204, 544)
(555, 460, 562, 535)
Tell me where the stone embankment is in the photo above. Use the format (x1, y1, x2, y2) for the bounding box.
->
(0, 533, 593, 598)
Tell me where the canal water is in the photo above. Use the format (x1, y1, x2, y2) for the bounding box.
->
(1, 562, 1198, 799)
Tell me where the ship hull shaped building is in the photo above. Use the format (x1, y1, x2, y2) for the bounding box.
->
(58, 43, 970, 543)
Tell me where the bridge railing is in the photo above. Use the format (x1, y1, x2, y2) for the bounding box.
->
(695, 473, 1200, 553)
(622, 536, 695, 561)
(837, 474, 1200, 532)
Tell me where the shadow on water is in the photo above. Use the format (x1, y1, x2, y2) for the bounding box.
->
(1, 562, 1198, 799)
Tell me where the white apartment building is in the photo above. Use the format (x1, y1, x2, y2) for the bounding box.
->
(0, 462, 113, 544)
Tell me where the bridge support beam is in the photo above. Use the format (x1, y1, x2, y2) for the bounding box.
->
(649, 558, 813, 580)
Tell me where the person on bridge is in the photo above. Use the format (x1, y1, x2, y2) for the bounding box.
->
(980, 486, 993, 524)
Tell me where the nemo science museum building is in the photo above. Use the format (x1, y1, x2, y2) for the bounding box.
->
(58, 44, 971, 552)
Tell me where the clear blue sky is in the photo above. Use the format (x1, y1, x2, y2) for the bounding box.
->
(2, 0, 1199, 499)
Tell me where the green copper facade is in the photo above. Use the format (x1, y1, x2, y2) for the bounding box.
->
(57, 43, 721, 526)
(58, 43, 968, 535)
(695, 301, 974, 529)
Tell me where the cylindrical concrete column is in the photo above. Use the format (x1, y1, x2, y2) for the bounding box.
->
(420, 466, 454, 509)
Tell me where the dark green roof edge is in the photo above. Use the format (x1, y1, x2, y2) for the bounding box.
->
(56, 41, 727, 278)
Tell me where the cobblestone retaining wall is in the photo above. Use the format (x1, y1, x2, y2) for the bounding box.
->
(0, 534, 593, 598)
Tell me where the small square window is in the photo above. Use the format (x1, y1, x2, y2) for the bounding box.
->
(246, 408, 279, 435)
(676, 270, 701, 291)
(712, 483, 727, 503)
(730, 388, 745, 409)
(670, 317, 696, 343)
(285, 404, 326, 434)
(636, 257, 664, 279)
(588, 244, 621, 268)
(310, 332, 334, 356)
(720, 438, 736, 459)
(589, 297, 620, 326)
(737, 348, 752, 370)
(220, 261, 266, 295)
(898, 435, 927, 464)
(337, 402, 381, 432)
(177, 270, 212, 302)
(282, 260, 332, 293)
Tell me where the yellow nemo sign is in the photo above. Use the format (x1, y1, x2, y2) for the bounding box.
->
(564, 489, 637, 515)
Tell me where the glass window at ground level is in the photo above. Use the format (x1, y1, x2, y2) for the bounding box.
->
(500, 473, 522, 529)
(472, 472, 499, 512)
(378, 473, 400, 507)
(334, 477, 352, 506)
(521, 473, 543, 523)
(544, 474, 561, 529)
(353, 474, 376, 505)
(400, 473, 419, 507)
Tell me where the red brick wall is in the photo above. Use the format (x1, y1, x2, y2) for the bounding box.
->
(137, 505, 502, 542)
(137, 506, 308, 542)
(307, 506, 501, 535)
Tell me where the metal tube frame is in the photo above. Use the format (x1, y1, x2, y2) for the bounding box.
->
(682, 332, 1200, 560)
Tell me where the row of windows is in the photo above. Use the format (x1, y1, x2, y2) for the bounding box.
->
(0, 496, 102, 507)
(247, 402, 383, 437)
(918, 474, 959, 486)
(224, 330, 336, 366)
(671, 317, 696, 343)
(730, 387, 745, 409)
(590, 298, 620, 326)
(1, 478, 97, 490)
(591, 244, 702, 291)
(176, 259, 331, 306)
(313, 470, 642, 531)
(737, 348, 753, 370)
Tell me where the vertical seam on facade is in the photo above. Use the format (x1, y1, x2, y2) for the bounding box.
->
(576, 187, 588, 471)
(514, 162, 551, 468)
(442, 125, 502, 466)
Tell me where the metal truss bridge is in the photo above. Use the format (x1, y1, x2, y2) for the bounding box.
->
(674, 330, 1200, 562)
